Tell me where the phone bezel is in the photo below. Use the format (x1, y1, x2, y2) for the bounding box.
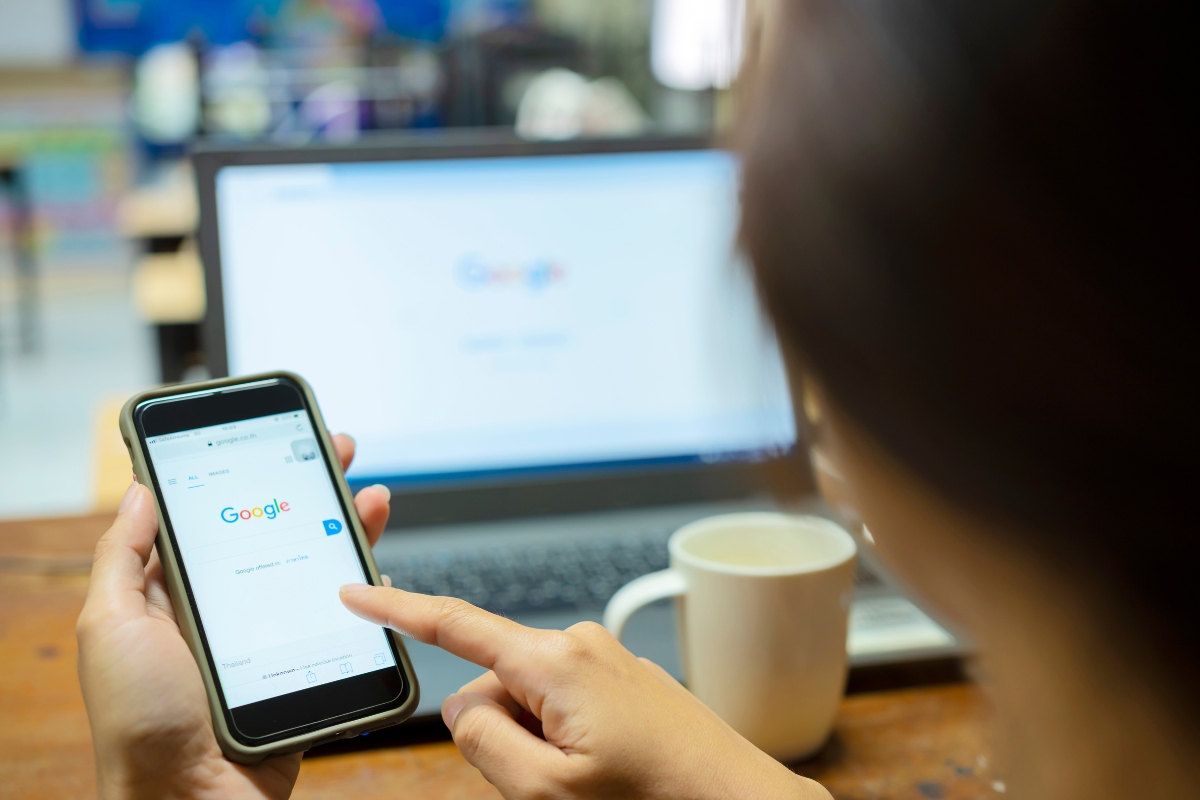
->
(132, 376, 411, 746)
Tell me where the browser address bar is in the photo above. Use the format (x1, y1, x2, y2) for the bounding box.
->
(150, 421, 309, 462)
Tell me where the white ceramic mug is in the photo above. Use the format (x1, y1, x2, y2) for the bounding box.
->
(603, 513, 857, 761)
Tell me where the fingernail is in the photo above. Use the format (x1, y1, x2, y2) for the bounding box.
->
(118, 482, 138, 514)
(370, 483, 391, 501)
(442, 693, 467, 730)
(340, 583, 371, 594)
(381, 574, 392, 588)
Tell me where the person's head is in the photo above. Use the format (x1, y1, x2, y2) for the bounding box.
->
(735, 0, 1193, 791)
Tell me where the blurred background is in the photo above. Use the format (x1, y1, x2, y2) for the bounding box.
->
(0, 0, 742, 519)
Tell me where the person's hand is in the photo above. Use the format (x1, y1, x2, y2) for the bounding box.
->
(339, 587, 833, 800)
(78, 435, 390, 800)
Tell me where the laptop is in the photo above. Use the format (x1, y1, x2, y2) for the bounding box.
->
(194, 133, 962, 717)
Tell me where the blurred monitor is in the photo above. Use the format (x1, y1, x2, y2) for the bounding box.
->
(197, 137, 795, 493)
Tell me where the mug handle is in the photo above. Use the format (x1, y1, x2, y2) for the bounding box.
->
(602, 569, 687, 642)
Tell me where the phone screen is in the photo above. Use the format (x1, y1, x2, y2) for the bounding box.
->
(140, 386, 401, 730)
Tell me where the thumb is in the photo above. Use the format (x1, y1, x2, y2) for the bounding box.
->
(444, 692, 565, 797)
(82, 483, 159, 625)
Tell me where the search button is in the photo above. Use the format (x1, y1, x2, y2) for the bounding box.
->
(323, 519, 343, 535)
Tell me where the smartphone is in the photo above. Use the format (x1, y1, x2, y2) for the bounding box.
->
(120, 372, 418, 763)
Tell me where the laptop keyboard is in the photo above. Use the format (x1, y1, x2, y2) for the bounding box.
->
(375, 527, 884, 618)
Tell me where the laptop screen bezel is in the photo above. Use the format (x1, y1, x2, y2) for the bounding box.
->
(193, 132, 810, 528)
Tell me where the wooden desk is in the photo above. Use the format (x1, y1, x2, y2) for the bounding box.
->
(0, 515, 1000, 799)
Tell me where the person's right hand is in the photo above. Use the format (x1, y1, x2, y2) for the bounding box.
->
(339, 586, 831, 800)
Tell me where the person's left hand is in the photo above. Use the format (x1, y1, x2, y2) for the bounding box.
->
(77, 434, 391, 800)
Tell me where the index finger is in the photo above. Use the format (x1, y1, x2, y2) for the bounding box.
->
(332, 434, 355, 472)
(339, 585, 544, 676)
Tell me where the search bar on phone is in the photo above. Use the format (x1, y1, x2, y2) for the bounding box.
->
(149, 421, 308, 463)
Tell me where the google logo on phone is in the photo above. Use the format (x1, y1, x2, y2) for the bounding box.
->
(221, 499, 290, 523)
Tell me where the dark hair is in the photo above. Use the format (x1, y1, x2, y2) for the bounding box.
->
(738, 0, 1195, 712)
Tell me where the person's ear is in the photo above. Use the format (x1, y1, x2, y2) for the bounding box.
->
(793, 371, 858, 526)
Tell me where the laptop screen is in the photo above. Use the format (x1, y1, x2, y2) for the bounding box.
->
(214, 148, 796, 487)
